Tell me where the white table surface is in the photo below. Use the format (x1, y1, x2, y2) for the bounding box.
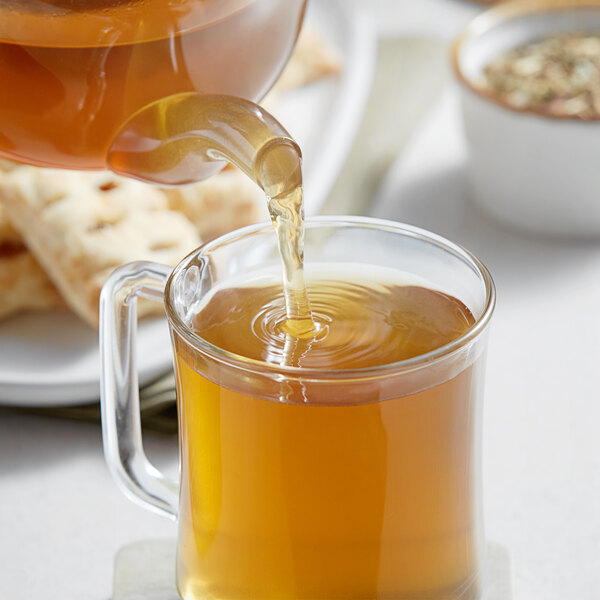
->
(1, 2, 598, 599)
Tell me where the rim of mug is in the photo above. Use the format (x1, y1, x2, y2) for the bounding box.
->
(452, 0, 600, 123)
(164, 216, 496, 381)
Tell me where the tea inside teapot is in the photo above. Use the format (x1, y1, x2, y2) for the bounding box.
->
(0, 0, 305, 172)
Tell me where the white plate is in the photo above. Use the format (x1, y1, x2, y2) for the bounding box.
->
(0, 0, 375, 407)
(345, 0, 481, 40)
(279, 0, 376, 216)
(0, 312, 172, 406)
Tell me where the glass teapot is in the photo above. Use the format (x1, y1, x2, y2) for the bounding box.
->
(0, 0, 306, 186)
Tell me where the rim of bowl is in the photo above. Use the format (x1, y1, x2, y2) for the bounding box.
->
(164, 216, 496, 383)
(452, 0, 600, 122)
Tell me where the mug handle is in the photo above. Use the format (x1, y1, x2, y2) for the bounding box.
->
(99, 261, 178, 520)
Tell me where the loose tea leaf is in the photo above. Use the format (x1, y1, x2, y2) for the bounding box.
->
(477, 34, 600, 120)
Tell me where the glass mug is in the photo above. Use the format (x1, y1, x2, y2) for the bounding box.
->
(100, 217, 495, 600)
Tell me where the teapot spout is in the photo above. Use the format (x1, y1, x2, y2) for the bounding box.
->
(107, 92, 302, 193)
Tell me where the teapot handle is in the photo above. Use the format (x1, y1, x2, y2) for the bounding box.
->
(99, 261, 178, 520)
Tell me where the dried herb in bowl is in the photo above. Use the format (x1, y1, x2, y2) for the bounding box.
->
(477, 33, 600, 119)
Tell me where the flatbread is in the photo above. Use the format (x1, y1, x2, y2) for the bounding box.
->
(273, 27, 342, 93)
(0, 168, 200, 327)
(0, 204, 65, 319)
(163, 168, 267, 241)
(0, 158, 65, 318)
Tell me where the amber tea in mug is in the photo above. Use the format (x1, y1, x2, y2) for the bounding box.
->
(100, 217, 495, 600)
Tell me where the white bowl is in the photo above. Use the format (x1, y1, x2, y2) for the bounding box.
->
(453, 0, 600, 237)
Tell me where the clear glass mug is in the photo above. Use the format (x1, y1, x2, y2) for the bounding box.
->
(100, 216, 495, 600)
